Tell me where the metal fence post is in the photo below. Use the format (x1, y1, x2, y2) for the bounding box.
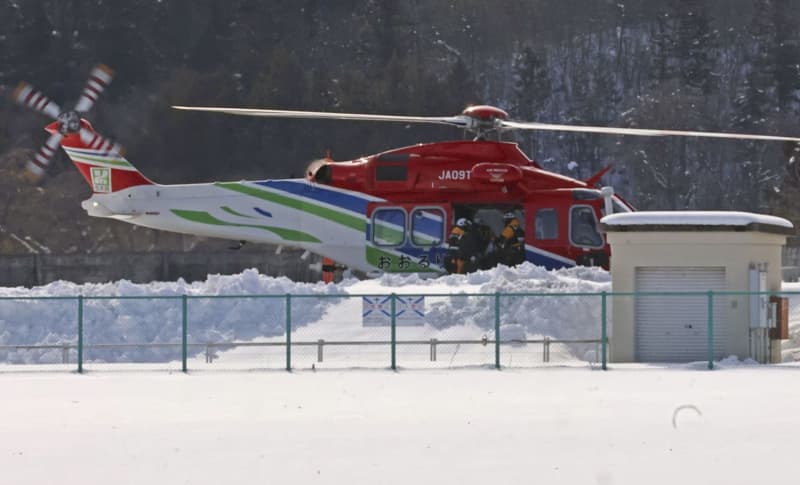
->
(494, 292, 501, 370)
(707, 290, 714, 370)
(390, 293, 397, 371)
(543, 337, 550, 363)
(286, 294, 292, 372)
(77, 295, 83, 374)
(601, 291, 607, 370)
(181, 295, 188, 373)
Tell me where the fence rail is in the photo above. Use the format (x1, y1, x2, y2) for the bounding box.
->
(0, 338, 603, 366)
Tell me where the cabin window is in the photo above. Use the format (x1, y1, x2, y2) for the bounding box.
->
(372, 208, 406, 246)
(572, 189, 601, 200)
(569, 205, 603, 248)
(534, 208, 559, 240)
(410, 208, 445, 246)
(376, 164, 407, 181)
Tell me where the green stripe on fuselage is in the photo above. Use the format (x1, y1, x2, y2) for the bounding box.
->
(221, 206, 256, 219)
(65, 153, 132, 167)
(171, 209, 321, 243)
(215, 182, 365, 232)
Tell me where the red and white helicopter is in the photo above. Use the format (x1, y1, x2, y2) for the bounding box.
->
(13, 65, 800, 276)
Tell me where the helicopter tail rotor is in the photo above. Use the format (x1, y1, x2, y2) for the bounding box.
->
(11, 64, 123, 182)
(74, 64, 114, 113)
(79, 127, 124, 156)
(25, 132, 64, 180)
(12, 82, 61, 120)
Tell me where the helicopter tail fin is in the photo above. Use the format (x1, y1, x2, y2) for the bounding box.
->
(60, 122, 154, 193)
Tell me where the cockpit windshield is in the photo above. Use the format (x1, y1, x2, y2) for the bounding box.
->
(611, 196, 633, 213)
(570, 205, 604, 248)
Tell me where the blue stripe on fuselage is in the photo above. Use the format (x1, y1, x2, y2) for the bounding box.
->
(257, 180, 372, 215)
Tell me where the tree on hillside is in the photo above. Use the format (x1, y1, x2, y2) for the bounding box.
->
(732, 0, 782, 211)
(511, 45, 551, 156)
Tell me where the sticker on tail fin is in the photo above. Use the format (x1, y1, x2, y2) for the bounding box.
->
(90, 166, 112, 193)
(62, 145, 154, 192)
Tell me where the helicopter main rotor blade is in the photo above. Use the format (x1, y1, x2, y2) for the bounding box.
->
(501, 120, 800, 143)
(172, 106, 468, 127)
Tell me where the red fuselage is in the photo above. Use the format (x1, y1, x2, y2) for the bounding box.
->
(310, 140, 617, 270)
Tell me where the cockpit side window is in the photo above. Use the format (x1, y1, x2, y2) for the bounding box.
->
(376, 165, 407, 181)
(534, 208, 559, 240)
(569, 205, 603, 248)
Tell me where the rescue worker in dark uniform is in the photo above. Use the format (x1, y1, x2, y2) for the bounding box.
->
(445, 218, 467, 274)
(446, 217, 481, 274)
(472, 217, 497, 269)
(495, 211, 526, 267)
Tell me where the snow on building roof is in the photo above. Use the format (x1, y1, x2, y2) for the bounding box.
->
(601, 211, 794, 234)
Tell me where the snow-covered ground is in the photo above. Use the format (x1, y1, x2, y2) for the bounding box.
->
(3, 364, 800, 484)
(2, 264, 800, 484)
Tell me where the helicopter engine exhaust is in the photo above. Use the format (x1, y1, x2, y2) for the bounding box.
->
(305, 159, 332, 183)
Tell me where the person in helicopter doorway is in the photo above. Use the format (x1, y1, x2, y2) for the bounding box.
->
(445, 217, 482, 274)
(472, 216, 497, 270)
(495, 211, 526, 267)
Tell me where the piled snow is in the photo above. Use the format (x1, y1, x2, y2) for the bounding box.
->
(2, 263, 800, 365)
(0, 269, 345, 364)
(345, 264, 611, 358)
(0, 264, 612, 365)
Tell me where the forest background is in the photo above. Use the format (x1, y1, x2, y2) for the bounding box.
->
(1, 0, 799, 255)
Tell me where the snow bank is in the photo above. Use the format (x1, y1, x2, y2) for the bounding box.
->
(0, 269, 345, 364)
(3, 262, 798, 365)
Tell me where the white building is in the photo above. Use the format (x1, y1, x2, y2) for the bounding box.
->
(601, 211, 793, 364)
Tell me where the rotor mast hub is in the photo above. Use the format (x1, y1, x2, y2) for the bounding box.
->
(461, 105, 508, 140)
(55, 110, 82, 135)
(461, 105, 508, 121)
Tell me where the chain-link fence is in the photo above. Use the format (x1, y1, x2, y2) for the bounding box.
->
(1, 290, 799, 372)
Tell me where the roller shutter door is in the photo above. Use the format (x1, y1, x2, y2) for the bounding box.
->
(634, 267, 726, 362)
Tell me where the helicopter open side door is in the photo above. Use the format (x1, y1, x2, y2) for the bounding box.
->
(366, 202, 449, 273)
